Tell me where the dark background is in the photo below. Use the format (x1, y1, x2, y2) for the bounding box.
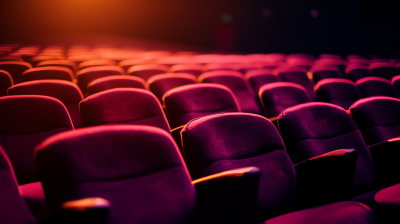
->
(0, 0, 398, 56)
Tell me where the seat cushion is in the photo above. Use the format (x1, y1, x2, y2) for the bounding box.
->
(19, 182, 48, 217)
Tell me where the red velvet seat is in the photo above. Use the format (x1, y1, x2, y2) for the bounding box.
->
(87, 75, 147, 95)
(79, 59, 117, 70)
(0, 56, 23, 62)
(21, 67, 74, 82)
(169, 64, 204, 77)
(118, 59, 155, 72)
(76, 66, 124, 93)
(0, 69, 13, 97)
(127, 64, 168, 81)
(356, 77, 399, 98)
(310, 65, 342, 83)
(274, 66, 316, 100)
(369, 63, 398, 80)
(346, 64, 374, 82)
(245, 69, 278, 94)
(0, 61, 32, 84)
(36, 60, 77, 73)
(315, 78, 362, 109)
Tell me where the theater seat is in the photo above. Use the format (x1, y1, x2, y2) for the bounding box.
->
(0, 69, 13, 96)
(315, 78, 362, 109)
(274, 66, 316, 100)
(356, 77, 399, 98)
(80, 88, 170, 132)
(169, 64, 204, 77)
(346, 64, 374, 82)
(199, 70, 261, 114)
(147, 73, 197, 103)
(310, 65, 342, 83)
(244, 69, 278, 94)
(76, 66, 124, 94)
(8, 80, 84, 128)
(36, 60, 77, 73)
(370, 63, 398, 80)
(21, 67, 75, 82)
(391, 75, 400, 94)
(78, 59, 117, 70)
(118, 59, 155, 72)
(127, 64, 168, 81)
(0, 61, 32, 84)
(87, 75, 147, 95)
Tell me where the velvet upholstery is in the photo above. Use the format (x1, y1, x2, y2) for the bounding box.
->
(8, 80, 84, 128)
(0, 61, 32, 84)
(259, 82, 311, 118)
(370, 63, 397, 80)
(0, 56, 23, 62)
(277, 102, 374, 194)
(0, 146, 36, 224)
(36, 125, 196, 224)
(315, 78, 362, 109)
(79, 60, 117, 70)
(21, 67, 74, 82)
(391, 75, 400, 94)
(204, 63, 235, 71)
(148, 73, 197, 103)
(127, 64, 168, 81)
(244, 69, 278, 94)
(118, 59, 155, 72)
(163, 84, 240, 129)
(36, 60, 77, 73)
(0, 95, 74, 185)
(311, 65, 342, 84)
(0, 69, 13, 96)
(76, 66, 124, 93)
(80, 88, 170, 132)
(314, 59, 348, 77)
(356, 77, 399, 98)
(349, 97, 400, 146)
(87, 75, 147, 95)
(274, 66, 316, 100)
(199, 71, 261, 114)
(346, 64, 373, 82)
(169, 64, 204, 77)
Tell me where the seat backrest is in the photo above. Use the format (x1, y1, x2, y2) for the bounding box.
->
(277, 102, 373, 194)
(148, 73, 197, 103)
(80, 88, 170, 132)
(76, 66, 124, 93)
(274, 66, 316, 100)
(199, 71, 261, 114)
(311, 65, 342, 83)
(8, 80, 83, 128)
(87, 75, 147, 95)
(36, 125, 195, 224)
(244, 69, 278, 94)
(259, 82, 311, 118)
(349, 97, 400, 146)
(22, 67, 74, 82)
(370, 63, 398, 80)
(127, 64, 168, 81)
(0, 61, 32, 84)
(0, 146, 36, 224)
(356, 77, 399, 98)
(163, 84, 240, 129)
(346, 64, 373, 82)
(78, 59, 117, 70)
(0, 95, 74, 185)
(0, 69, 13, 96)
(204, 63, 235, 71)
(391, 75, 400, 94)
(118, 59, 155, 72)
(181, 113, 296, 221)
(315, 78, 362, 109)
(319, 54, 342, 60)
(314, 59, 347, 77)
(169, 64, 204, 77)
(36, 60, 77, 73)
(0, 56, 23, 62)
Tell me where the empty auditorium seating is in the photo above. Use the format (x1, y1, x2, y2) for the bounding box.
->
(286, 59, 314, 70)
(163, 84, 240, 129)
(36, 60, 77, 73)
(78, 59, 117, 70)
(76, 66, 125, 93)
(0, 61, 32, 84)
(274, 66, 316, 100)
(181, 113, 378, 224)
(356, 77, 399, 98)
(87, 75, 147, 95)
(244, 69, 278, 94)
(199, 70, 261, 114)
(0, 70, 13, 97)
(259, 82, 311, 118)
(314, 59, 348, 77)
(234, 63, 262, 74)
(118, 59, 155, 72)
(80, 88, 170, 132)
(369, 63, 398, 80)
(169, 64, 204, 77)
(127, 64, 168, 81)
(315, 78, 362, 109)
(310, 65, 342, 83)
(0, 56, 23, 62)
(346, 64, 374, 82)
(147, 73, 197, 103)
(204, 63, 235, 71)
(8, 80, 84, 128)
(259, 61, 286, 70)
(21, 67, 75, 82)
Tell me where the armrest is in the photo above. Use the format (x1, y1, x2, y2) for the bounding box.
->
(369, 137, 400, 188)
(192, 167, 260, 224)
(38, 197, 110, 224)
(268, 116, 279, 129)
(171, 125, 185, 157)
(294, 149, 358, 209)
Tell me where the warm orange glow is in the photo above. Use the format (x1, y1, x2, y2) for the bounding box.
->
(192, 167, 258, 185)
(388, 137, 400, 142)
(62, 197, 111, 211)
(309, 149, 352, 160)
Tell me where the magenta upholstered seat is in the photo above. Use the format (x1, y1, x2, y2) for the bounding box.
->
(319, 54, 342, 60)
(36, 60, 77, 73)
(347, 55, 369, 61)
(169, 64, 204, 77)
(8, 80, 84, 128)
(199, 70, 261, 114)
(0, 61, 32, 84)
(348, 59, 371, 65)
(0, 95, 74, 185)
(30, 56, 64, 67)
(346, 64, 374, 82)
(286, 54, 315, 63)
(21, 67, 74, 82)
(349, 97, 400, 146)
(391, 75, 400, 94)
(147, 73, 197, 103)
(80, 88, 170, 132)
(274, 66, 316, 100)
(314, 59, 348, 78)
(163, 84, 240, 129)
(118, 59, 155, 72)
(259, 61, 286, 70)
(245, 69, 278, 94)
(0, 56, 23, 62)
(356, 77, 399, 98)
(204, 63, 235, 71)
(286, 59, 314, 70)
(35, 125, 196, 224)
(181, 113, 377, 224)
(76, 66, 124, 93)
(87, 75, 147, 95)
(259, 82, 311, 118)
(0, 69, 13, 96)
(369, 63, 398, 80)
(78, 59, 117, 70)
(310, 65, 342, 83)
(235, 63, 262, 74)
(315, 78, 362, 109)
(127, 64, 168, 81)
